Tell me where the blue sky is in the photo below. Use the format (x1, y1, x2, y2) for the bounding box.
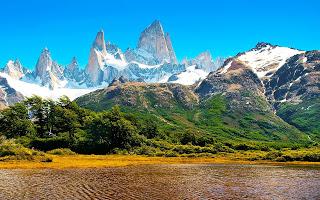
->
(0, 0, 319, 69)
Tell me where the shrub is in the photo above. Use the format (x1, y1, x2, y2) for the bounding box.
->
(263, 151, 283, 160)
(172, 145, 195, 154)
(0, 139, 52, 162)
(0, 139, 33, 157)
(164, 150, 178, 157)
(274, 156, 287, 162)
(234, 143, 257, 151)
(303, 153, 320, 162)
(47, 148, 76, 155)
(132, 146, 158, 156)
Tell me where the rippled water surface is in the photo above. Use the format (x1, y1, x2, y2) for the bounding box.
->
(0, 164, 319, 200)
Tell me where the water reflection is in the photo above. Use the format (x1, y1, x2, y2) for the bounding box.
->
(0, 164, 319, 199)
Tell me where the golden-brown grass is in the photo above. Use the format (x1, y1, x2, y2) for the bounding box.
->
(0, 153, 319, 169)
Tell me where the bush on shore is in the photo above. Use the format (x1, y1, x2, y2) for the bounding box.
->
(47, 148, 76, 156)
(0, 137, 52, 162)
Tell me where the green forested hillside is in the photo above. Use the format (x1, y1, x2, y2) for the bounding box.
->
(76, 82, 310, 149)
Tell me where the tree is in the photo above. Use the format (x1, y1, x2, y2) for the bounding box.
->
(0, 103, 35, 138)
(25, 96, 49, 137)
(107, 106, 137, 149)
(141, 118, 159, 139)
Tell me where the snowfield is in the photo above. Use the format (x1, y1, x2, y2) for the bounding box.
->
(169, 65, 208, 85)
(0, 73, 96, 100)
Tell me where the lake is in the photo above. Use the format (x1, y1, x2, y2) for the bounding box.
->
(0, 164, 319, 199)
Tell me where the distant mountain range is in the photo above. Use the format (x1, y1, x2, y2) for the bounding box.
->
(0, 20, 223, 102)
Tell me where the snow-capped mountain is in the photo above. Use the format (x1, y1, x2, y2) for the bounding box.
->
(64, 57, 87, 88)
(0, 20, 223, 104)
(207, 42, 320, 110)
(84, 20, 222, 86)
(32, 48, 66, 89)
(220, 42, 303, 80)
(1, 59, 29, 80)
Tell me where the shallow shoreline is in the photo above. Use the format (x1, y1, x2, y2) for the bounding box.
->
(0, 154, 320, 169)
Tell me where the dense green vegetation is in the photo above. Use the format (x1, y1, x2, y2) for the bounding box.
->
(277, 98, 320, 140)
(0, 95, 318, 162)
(79, 91, 310, 146)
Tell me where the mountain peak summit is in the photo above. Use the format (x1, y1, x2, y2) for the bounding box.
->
(137, 20, 176, 64)
(254, 42, 275, 50)
(92, 29, 107, 53)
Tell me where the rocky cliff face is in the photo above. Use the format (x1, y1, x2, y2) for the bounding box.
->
(34, 48, 65, 89)
(202, 43, 319, 135)
(196, 59, 269, 112)
(136, 20, 177, 64)
(85, 30, 106, 86)
(64, 57, 86, 86)
(106, 41, 126, 62)
(0, 77, 24, 109)
(85, 22, 190, 86)
(165, 33, 178, 64)
(265, 50, 320, 106)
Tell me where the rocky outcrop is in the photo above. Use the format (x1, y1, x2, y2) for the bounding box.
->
(34, 48, 65, 89)
(64, 57, 86, 86)
(265, 50, 320, 106)
(0, 77, 24, 109)
(196, 60, 269, 112)
(220, 42, 303, 82)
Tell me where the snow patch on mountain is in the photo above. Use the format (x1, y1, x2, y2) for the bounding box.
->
(237, 44, 304, 78)
(168, 65, 208, 85)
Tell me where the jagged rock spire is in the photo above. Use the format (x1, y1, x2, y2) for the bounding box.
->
(3, 59, 25, 79)
(165, 33, 177, 64)
(34, 48, 64, 88)
(137, 20, 177, 64)
(85, 30, 107, 85)
(67, 56, 78, 72)
(92, 29, 107, 54)
(35, 48, 53, 79)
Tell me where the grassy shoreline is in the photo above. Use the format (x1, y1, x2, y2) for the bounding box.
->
(1, 154, 320, 169)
